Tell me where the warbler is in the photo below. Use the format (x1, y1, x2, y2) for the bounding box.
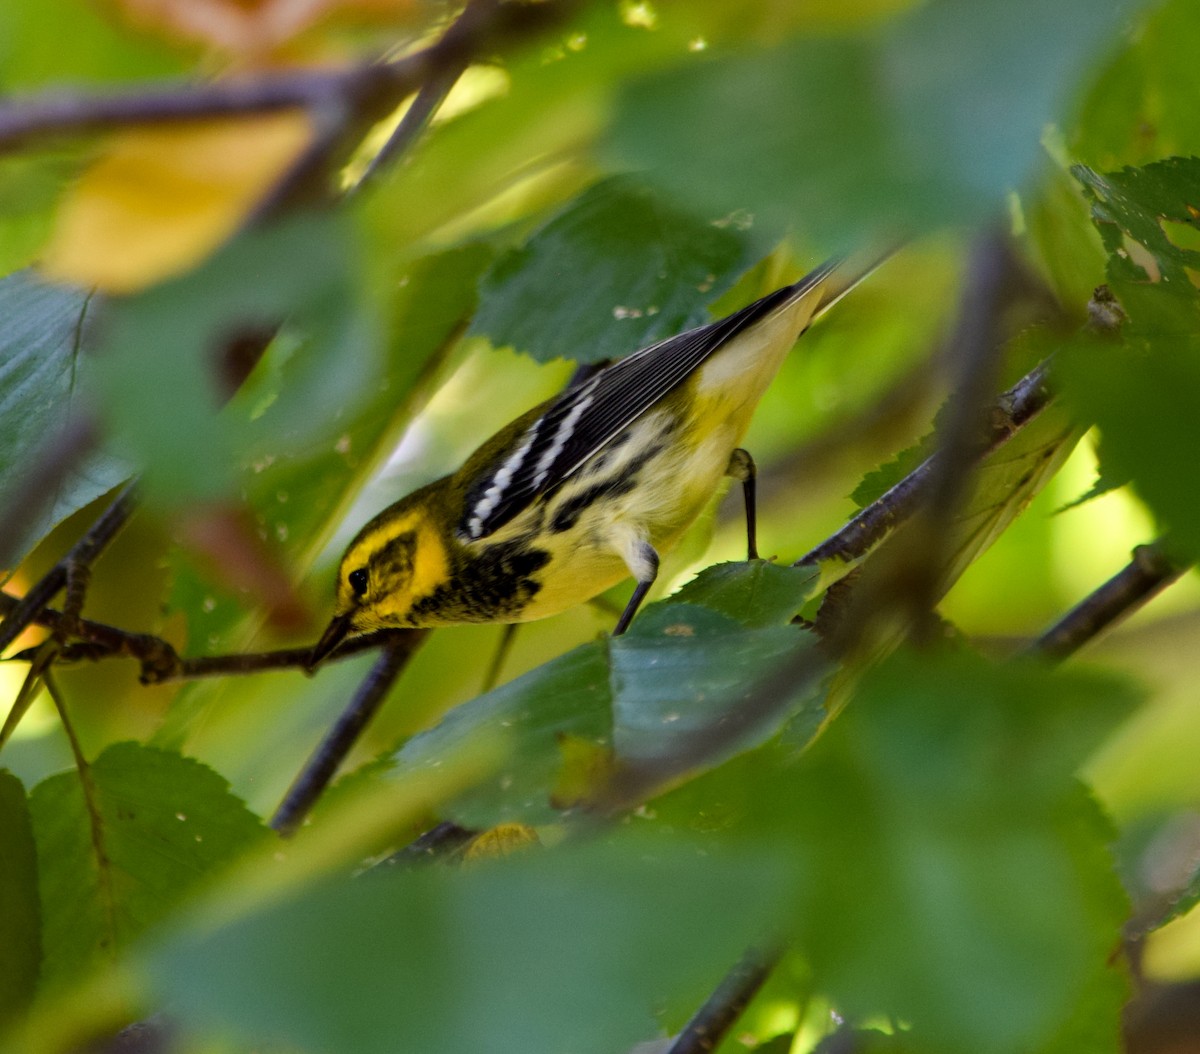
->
(309, 254, 879, 668)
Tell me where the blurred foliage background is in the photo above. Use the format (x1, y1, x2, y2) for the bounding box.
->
(2, 0, 1200, 1051)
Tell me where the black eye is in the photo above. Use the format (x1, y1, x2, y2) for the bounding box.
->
(348, 568, 369, 598)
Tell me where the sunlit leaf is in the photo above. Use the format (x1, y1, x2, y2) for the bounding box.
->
(665, 561, 817, 627)
(1060, 157, 1200, 556)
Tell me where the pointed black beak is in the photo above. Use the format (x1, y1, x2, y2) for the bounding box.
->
(308, 614, 352, 673)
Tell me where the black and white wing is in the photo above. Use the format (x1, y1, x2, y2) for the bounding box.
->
(460, 257, 847, 541)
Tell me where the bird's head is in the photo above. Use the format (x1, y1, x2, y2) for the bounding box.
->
(308, 484, 451, 669)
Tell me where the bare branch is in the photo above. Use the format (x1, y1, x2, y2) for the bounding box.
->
(0, 482, 137, 657)
(0, 0, 576, 150)
(796, 360, 1053, 569)
(1028, 542, 1189, 662)
(270, 630, 428, 837)
(663, 946, 782, 1054)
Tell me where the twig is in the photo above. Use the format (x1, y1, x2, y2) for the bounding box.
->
(0, 482, 137, 656)
(1027, 542, 1188, 662)
(0, 592, 412, 682)
(664, 946, 782, 1054)
(0, 0, 574, 150)
(0, 65, 409, 148)
(796, 360, 1053, 568)
(355, 0, 503, 191)
(44, 669, 121, 955)
(270, 631, 428, 836)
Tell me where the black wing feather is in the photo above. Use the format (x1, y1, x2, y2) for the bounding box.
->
(462, 259, 842, 540)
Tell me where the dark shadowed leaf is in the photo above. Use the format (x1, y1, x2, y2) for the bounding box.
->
(0, 270, 129, 566)
(390, 567, 828, 828)
(0, 771, 39, 1029)
(470, 176, 771, 364)
(783, 651, 1133, 1053)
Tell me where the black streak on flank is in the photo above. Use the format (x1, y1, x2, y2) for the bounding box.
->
(549, 442, 666, 534)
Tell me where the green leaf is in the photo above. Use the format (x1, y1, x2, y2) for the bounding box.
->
(614, 603, 826, 767)
(1059, 175, 1200, 559)
(28, 743, 265, 991)
(1073, 157, 1200, 289)
(391, 641, 612, 828)
(149, 834, 792, 1054)
(668, 561, 818, 627)
(849, 434, 933, 509)
(0, 270, 129, 566)
(1074, 0, 1200, 169)
(0, 0, 183, 89)
(390, 593, 827, 828)
(608, 0, 1134, 241)
(0, 151, 83, 276)
(470, 176, 771, 365)
(158, 237, 493, 666)
(0, 771, 40, 1029)
(779, 651, 1133, 1053)
(91, 213, 371, 509)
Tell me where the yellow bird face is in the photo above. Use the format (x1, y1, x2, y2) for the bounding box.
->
(309, 486, 450, 667)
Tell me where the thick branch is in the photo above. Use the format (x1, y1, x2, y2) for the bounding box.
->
(0, 0, 572, 150)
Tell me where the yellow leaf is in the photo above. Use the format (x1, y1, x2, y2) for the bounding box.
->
(461, 823, 541, 863)
(41, 112, 313, 293)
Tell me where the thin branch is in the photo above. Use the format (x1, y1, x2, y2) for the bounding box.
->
(0, 482, 137, 657)
(270, 631, 428, 837)
(355, 63, 463, 190)
(0, 64, 405, 148)
(664, 946, 782, 1054)
(796, 360, 1053, 569)
(1027, 542, 1189, 663)
(0, 641, 57, 751)
(0, 0, 575, 150)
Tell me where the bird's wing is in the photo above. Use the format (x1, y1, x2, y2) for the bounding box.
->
(460, 257, 848, 541)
